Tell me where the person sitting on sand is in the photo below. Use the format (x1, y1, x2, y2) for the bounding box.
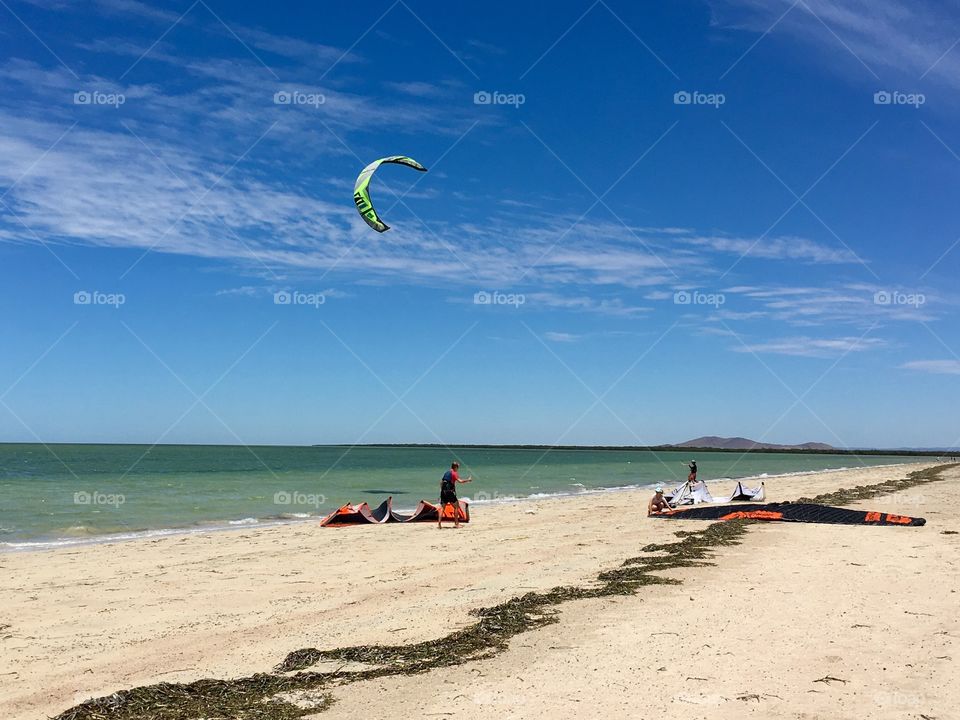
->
(648, 485, 670, 516)
(438, 461, 472, 529)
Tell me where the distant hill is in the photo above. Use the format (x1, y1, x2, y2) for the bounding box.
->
(673, 436, 835, 451)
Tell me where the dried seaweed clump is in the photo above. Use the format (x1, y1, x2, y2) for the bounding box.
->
(794, 463, 954, 506)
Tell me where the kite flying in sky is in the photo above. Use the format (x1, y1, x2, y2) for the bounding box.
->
(353, 155, 428, 232)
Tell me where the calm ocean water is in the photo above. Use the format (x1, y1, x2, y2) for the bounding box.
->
(0, 444, 926, 549)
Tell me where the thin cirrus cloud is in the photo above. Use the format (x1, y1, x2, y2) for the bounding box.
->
(524, 293, 653, 316)
(92, 0, 185, 25)
(717, 284, 937, 326)
(0, 7, 899, 322)
(383, 81, 453, 98)
(0, 93, 868, 295)
(682, 234, 860, 264)
(543, 331, 581, 343)
(710, 0, 960, 90)
(85, 0, 361, 68)
(731, 335, 887, 357)
(900, 360, 960, 375)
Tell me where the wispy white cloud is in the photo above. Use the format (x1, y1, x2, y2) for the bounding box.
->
(681, 233, 858, 263)
(643, 290, 673, 300)
(0, 95, 899, 315)
(544, 331, 581, 342)
(0, 7, 931, 333)
(216, 286, 262, 297)
(383, 80, 446, 97)
(465, 39, 508, 56)
(901, 359, 960, 375)
(718, 283, 937, 326)
(229, 25, 362, 67)
(86, 0, 358, 69)
(711, 0, 960, 91)
(93, 0, 184, 25)
(524, 292, 653, 316)
(732, 335, 887, 357)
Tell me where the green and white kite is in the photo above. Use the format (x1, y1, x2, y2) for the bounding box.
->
(353, 155, 428, 233)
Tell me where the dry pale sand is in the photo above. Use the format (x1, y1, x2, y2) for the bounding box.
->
(1, 462, 956, 720)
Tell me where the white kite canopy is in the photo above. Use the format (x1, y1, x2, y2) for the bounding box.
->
(665, 479, 765, 506)
(666, 480, 714, 506)
(726, 480, 766, 502)
(664, 479, 689, 503)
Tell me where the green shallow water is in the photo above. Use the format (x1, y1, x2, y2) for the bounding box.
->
(0, 444, 926, 548)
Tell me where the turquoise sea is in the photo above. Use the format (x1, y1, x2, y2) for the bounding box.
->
(0, 444, 927, 549)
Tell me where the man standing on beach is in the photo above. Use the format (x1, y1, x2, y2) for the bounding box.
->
(439, 461, 472, 529)
(687, 460, 698, 483)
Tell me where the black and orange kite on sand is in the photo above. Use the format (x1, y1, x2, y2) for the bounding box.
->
(655, 502, 925, 526)
(321, 497, 926, 528)
(320, 496, 469, 527)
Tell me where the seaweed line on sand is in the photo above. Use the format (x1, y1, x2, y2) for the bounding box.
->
(55, 464, 955, 720)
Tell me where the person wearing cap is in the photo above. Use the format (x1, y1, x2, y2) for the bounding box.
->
(648, 485, 670, 516)
(687, 459, 698, 482)
(438, 461, 472, 529)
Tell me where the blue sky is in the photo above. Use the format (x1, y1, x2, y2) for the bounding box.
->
(0, 0, 958, 448)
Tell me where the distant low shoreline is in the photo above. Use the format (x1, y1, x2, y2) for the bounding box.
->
(313, 443, 957, 457)
(0, 441, 955, 456)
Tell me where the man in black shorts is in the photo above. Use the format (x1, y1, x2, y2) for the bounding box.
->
(439, 461, 472, 529)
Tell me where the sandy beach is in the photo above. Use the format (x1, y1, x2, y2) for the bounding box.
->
(2, 461, 957, 719)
